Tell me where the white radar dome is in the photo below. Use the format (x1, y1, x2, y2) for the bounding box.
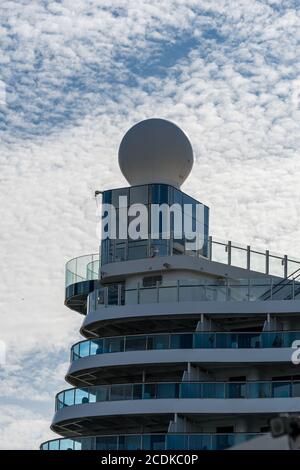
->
(118, 118, 194, 188)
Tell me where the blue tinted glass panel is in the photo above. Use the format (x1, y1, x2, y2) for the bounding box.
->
(96, 436, 118, 450)
(143, 384, 156, 399)
(173, 188, 183, 205)
(102, 190, 112, 204)
(132, 384, 143, 400)
(180, 382, 202, 398)
(63, 389, 75, 407)
(104, 337, 124, 353)
(75, 388, 89, 404)
(214, 435, 234, 450)
(49, 440, 60, 450)
(129, 185, 149, 205)
(292, 382, 300, 397)
(128, 241, 148, 260)
(90, 339, 103, 355)
(194, 333, 216, 348)
(142, 435, 165, 450)
(167, 434, 189, 450)
(227, 383, 246, 398)
(58, 440, 74, 450)
(119, 435, 141, 450)
(125, 336, 146, 351)
(156, 383, 178, 398)
(151, 184, 169, 204)
(95, 387, 109, 401)
(79, 341, 90, 357)
(111, 188, 129, 208)
(72, 344, 80, 359)
(189, 435, 212, 450)
(150, 240, 169, 256)
(272, 382, 291, 398)
(171, 334, 193, 349)
(148, 334, 169, 349)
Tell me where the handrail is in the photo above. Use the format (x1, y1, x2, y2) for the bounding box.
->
(65, 237, 300, 289)
(70, 330, 300, 361)
(91, 278, 300, 308)
(261, 267, 300, 300)
(55, 380, 300, 410)
(40, 432, 264, 450)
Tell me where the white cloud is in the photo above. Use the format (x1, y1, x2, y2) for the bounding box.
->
(0, 405, 56, 450)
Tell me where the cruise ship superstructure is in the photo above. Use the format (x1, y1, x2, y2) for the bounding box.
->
(41, 118, 300, 451)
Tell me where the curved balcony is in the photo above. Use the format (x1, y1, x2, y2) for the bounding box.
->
(71, 331, 300, 362)
(56, 381, 300, 411)
(92, 278, 300, 309)
(65, 254, 100, 314)
(40, 432, 263, 450)
(83, 278, 300, 335)
(103, 234, 300, 279)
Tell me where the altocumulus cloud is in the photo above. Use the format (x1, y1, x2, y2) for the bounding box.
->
(0, 0, 300, 448)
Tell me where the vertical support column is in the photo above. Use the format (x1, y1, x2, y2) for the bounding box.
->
(118, 284, 122, 306)
(263, 313, 277, 331)
(137, 282, 140, 304)
(196, 314, 211, 331)
(104, 287, 108, 307)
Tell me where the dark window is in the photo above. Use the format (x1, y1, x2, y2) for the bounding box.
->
(229, 376, 246, 381)
(142, 275, 162, 287)
(260, 425, 270, 432)
(102, 190, 112, 204)
(150, 184, 169, 204)
(216, 426, 234, 433)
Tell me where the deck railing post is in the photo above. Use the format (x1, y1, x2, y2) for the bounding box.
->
(227, 241, 232, 265)
(265, 250, 270, 275)
(284, 255, 288, 278)
(247, 245, 251, 270)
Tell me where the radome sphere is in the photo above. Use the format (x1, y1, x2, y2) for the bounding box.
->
(118, 118, 194, 188)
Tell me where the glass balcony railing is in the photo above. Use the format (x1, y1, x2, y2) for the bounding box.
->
(209, 237, 300, 278)
(90, 278, 300, 309)
(71, 331, 300, 361)
(64, 237, 300, 290)
(55, 380, 300, 411)
(65, 254, 100, 288)
(101, 236, 300, 278)
(40, 432, 263, 450)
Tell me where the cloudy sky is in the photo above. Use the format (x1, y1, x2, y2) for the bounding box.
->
(0, 0, 300, 449)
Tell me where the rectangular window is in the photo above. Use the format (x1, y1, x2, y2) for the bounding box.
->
(142, 275, 162, 287)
